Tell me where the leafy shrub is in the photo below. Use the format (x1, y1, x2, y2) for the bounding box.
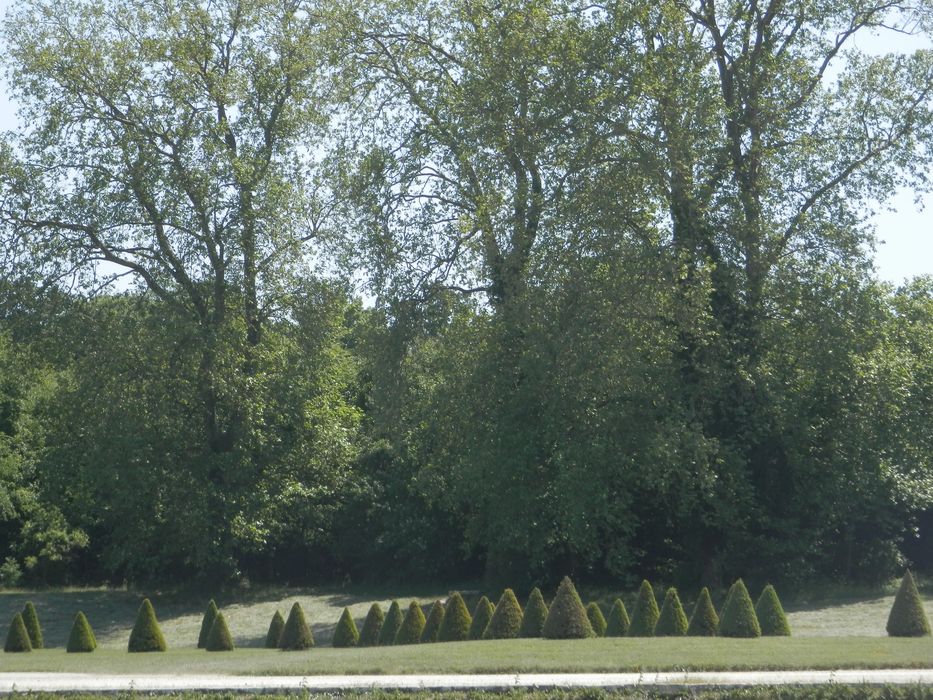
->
(542, 577, 594, 639)
(627, 580, 659, 636)
(887, 570, 931, 637)
(332, 607, 360, 648)
(655, 587, 688, 636)
(439, 592, 472, 642)
(718, 579, 761, 638)
(197, 599, 218, 649)
(756, 584, 791, 636)
(4, 612, 31, 652)
(206, 611, 234, 651)
(421, 600, 445, 643)
(469, 596, 494, 640)
(687, 587, 719, 636)
(605, 599, 630, 637)
(484, 589, 523, 639)
(520, 587, 549, 638)
(379, 601, 404, 646)
(359, 603, 385, 646)
(395, 601, 426, 645)
(66, 611, 97, 653)
(0, 557, 21, 588)
(22, 601, 43, 649)
(586, 603, 607, 637)
(279, 602, 314, 650)
(128, 598, 167, 652)
(265, 611, 285, 649)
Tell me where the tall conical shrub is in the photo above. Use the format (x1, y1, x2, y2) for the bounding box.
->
(128, 598, 167, 652)
(586, 603, 607, 637)
(4, 613, 31, 652)
(520, 588, 549, 637)
(421, 600, 446, 643)
(197, 599, 219, 649)
(395, 601, 426, 645)
(206, 611, 235, 651)
(687, 587, 719, 636)
(279, 602, 314, 650)
(655, 587, 688, 636)
(756, 584, 791, 636)
(484, 589, 523, 639)
(543, 577, 594, 639)
(605, 599, 630, 637)
(332, 607, 359, 648)
(265, 611, 285, 648)
(887, 570, 931, 637)
(379, 601, 404, 646)
(718, 579, 761, 638)
(359, 603, 385, 646)
(469, 596, 494, 640)
(67, 611, 97, 653)
(22, 602, 43, 649)
(439, 592, 472, 642)
(627, 580, 659, 636)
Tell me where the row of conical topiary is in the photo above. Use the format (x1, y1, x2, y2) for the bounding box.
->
(5, 601, 96, 653)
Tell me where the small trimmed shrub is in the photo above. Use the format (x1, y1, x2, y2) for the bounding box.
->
(379, 601, 404, 646)
(421, 600, 445, 643)
(520, 588, 549, 638)
(655, 587, 688, 636)
(484, 589, 523, 639)
(887, 570, 931, 637)
(128, 598, 167, 652)
(627, 580, 659, 636)
(756, 584, 791, 636)
(265, 611, 285, 649)
(197, 599, 219, 649)
(718, 579, 761, 638)
(542, 577, 594, 639)
(22, 601, 43, 649)
(67, 611, 97, 653)
(332, 607, 360, 648)
(586, 603, 607, 637)
(439, 592, 472, 642)
(687, 587, 719, 636)
(395, 601, 426, 645)
(605, 599, 630, 637)
(279, 602, 314, 650)
(206, 611, 234, 651)
(359, 603, 385, 646)
(469, 596, 494, 640)
(4, 612, 31, 652)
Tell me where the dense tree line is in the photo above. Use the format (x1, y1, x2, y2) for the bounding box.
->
(0, 0, 932, 589)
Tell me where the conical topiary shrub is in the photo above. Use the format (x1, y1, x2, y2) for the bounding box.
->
(332, 607, 360, 648)
(439, 592, 472, 642)
(586, 603, 607, 637)
(128, 598, 167, 652)
(687, 587, 719, 636)
(543, 576, 594, 639)
(265, 611, 285, 648)
(718, 579, 761, 638)
(421, 600, 446, 643)
(469, 596, 494, 640)
(887, 570, 931, 637)
(67, 611, 97, 653)
(279, 602, 314, 650)
(359, 603, 385, 646)
(197, 599, 219, 649)
(484, 589, 523, 639)
(605, 599, 630, 637)
(206, 611, 235, 651)
(627, 580, 659, 636)
(519, 588, 549, 638)
(756, 584, 791, 636)
(22, 602, 43, 649)
(395, 601, 426, 645)
(655, 587, 688, 636)
(4, 613, 31, 652)
(379, 601, 404, 646)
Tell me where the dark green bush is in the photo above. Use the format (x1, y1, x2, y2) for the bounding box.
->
(469, 596, 494, 640)
(605, 599, 630, 637)
(687, 587, 719, 636)
(542, 576, 594, 639)
(4, 612, 31, 652)
(718, 579, 761, 638)
(395, 601, 426, 645)
(128, 598, 167, 652)
(332, 607, 360, 648)
(265, 611, 285, 649)
(586, 603, 607, 637)
(279, 601, 315, 650)
(421, 600, 445, 643)
(206, 611, 234, 651)
(887, 570, 931, 637)
(627, 580, 659, 636)
(66, 611, 97, 653)
(379, 601, 404, 646)
(655, 587, 688, 636)
(439, 592, 472, 642)
(197, 599, 218, 649)
(756, 584, 791, 636)
(484, 589, 523, 639)
(359, 603, 385, 646)
(22, 601, 43, 649)
(520, 587, 549, 638)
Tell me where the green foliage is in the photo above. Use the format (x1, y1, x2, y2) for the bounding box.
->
(66, 611, 96, 653)
(4, 612, 31, 652)
(887, 571, 931, 637)
(655, 587, 688, 636)
(718, 580, 761, 638)
(586, 603, 606, 637)
(519, 587, 549, 638)
(359, 603, 385, 646)
(628, 580, 659, 636)
(605, 599, 630, 637)
(756, 585, 791, 636)
(198, 599, 219, 649)
(395, 601, 426, 645)
(379, 601, 404, 646)
(439, 592, 472, 642)
(687, 587, 719, 637)
(332, 607, 360, 648)
(128, 598, 167, 652)
(484, 589, 523, 639)
(279, 602, 315, 650)
(22, 601, 43, 649)
(541, 577, 593, 639)
(421, 600, 445, 643)
(469, 596, 494, 640)
(206, 611, 235, 652)
(265, 611, 285, 649)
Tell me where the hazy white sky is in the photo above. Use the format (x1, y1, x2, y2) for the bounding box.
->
(0, 1, 929, 286)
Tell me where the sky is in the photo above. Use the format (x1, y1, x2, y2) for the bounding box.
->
(0, 3, 929, 286)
